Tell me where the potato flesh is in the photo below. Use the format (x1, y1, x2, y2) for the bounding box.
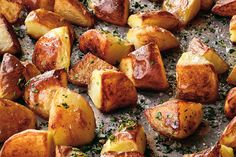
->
(220, 145, 234, 157)
(0, 0, 22, 23)
(227, 65, 236, 85)
(101, 152, 144, 157)
(230, 16, 236, 43)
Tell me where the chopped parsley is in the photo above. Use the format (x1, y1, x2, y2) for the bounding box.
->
(156, 112, 162, 120)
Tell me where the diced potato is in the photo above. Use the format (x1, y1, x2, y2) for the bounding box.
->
(128, 10, 180, 30)
(54, 0, 94, 27)
(33, 26, 72, 73)
(21, 61, 41, 81)
(18, 0, 54, 11)
(79, 29, 134, 65)
(120, 43, 169, 90)
(162, 0, 201, 25)
(145, 99, 203, 139)
(89, 0, 129, 26)
(227, 65, 236, 85)
(101, 123, 146, 154)
(188, 37, 229, 74)
(224, 87, 236, 119)
(69, 53, 117, 87)
(201, 0, 214, 10)
(24, 69, 67, 119)
(0, 15, 21, 55)
(230, 15, 236, 43)
(56, 146, 87, 157)
(0, 130, 55, 157)
(88, 69, 137, 112)
(101, 151, 144, 157)
(212, 0, 236, 16)
(49, 88, 96, 146)
(0, 99, 36, 142)
(176, 52, 218, 103)
(126, 26, 179, 51)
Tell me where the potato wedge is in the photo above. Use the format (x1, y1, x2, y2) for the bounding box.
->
(79, 29, 134, 65)
(162, 0, 201, 25)
(145, 99, 203, 139)
(0, 99, 36, 142)
(230, 15, 236, 43)
(101, 123, 146, 154)
(101, 151, 144, 157)
(227, 65, 236, 85)
(0, 130, 55, 157)
(120, 43, 169, 90)
(0, 15, 21, 55)
(69, 53, 117, 87)
(21, 61, 41, 81)
(33, 26, 72, 73)
(56, 146, 87, 157)
(25, 9, 74, 39)
(176, 52, 218, 103)
(89, 0, 129, 26)
(88, 69, 137, 112)
(54, 0, 94, 27)
(126, 26, 179, 51)
(24, 69, 67, 119)
(188, 37, 229, 74)
(212, 0, 236, 16)
(17, 0, 54, 11)
(225, 87, 236, 119)
(49, 88, 96, 146)
(128, 10, 180, 30)
(201, 0, 214, 10)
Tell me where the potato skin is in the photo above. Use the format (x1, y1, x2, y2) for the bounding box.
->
(227, 65, 236, 85)
(16, 0, 55, 11)
(56, 146, 87, 157)
(0, 99, 36, 142)
(212, 0, 236, 16)
(201, 0, 214, 10)
(101, 151, 144, 157)
(21, 61, 41, 81)
(225, 87, 236, 119)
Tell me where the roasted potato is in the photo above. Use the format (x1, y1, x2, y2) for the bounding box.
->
(88, 69, 137, 112)
(188, 37, 229, 74)
(54, 0, 94, 27)
(201, 0, 214, 10)
(24, 69, 67, 119)
(0, 99, 36, 142)
(0, 130, 55, 157)
(17, 0, 54, 11)
(212, 0, 236, 17)
(101, 151, 144, 157)
(79, 29, 134, 65)
(69, 53, 117, 87)
(176, 52, 219, 103)
(128, 10, 180, 30)
(230, 15, 236, 43)
(89, 0, 129, 26)
(126, 26, 179, 51)
(145, 99, 203, 139)
(33, 26, 72, 73)
(56, 146, 87, 157)
(227, 65, 236, 85)
(119, 43, 169, 90)
(162, 0, 201, 25)
(21, 61, 41, 81)
(101, 123, 146, 154)
(49, 88, 96, 146)
(225, 87, 236, 119)
(25, 9, 74, 39)
(0, 15, 21, 55)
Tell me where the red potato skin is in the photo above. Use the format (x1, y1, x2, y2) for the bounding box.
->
(101, 151, 144, 157)
(225, 87, 236, 119)
(212, 0, 236, 16)
(12, 0, 55, 11)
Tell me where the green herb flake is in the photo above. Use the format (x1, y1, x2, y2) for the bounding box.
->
(32, 88, 39, 93)
(156, 112, 162, 120)
(62, 103, 69, 109)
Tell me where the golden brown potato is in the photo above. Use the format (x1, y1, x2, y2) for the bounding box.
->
(54, 0, 94, 27)
(201, 0, 214, 10)
(230, 15, 236, 43)
(101, 151, 144, 157)
(56, 146, 87, 157)
(88, 69, 137, 112)
(128, 10, 180, 30)
(15, 0, 55, 11)
(69, 53, 117, 87)
(101, 123, 146, 154)
(0, 99, 36, 142)
(89, 0, 129, 26)
(212, 0, 236, 16)
(227, 65, 236, 85)
(225, 87, 236, 119)
(79, 29, 134, 65)
(33, 26, 72, 73)
(0, 15, 21, 55)
(176, 52, 219, 103)
(49, 88, 96, 146)
(25, 9, 74, 39)
(188, 37, 229, 74)
(0, 130, 55, 157)
(162, 0, 201, 25)
(21, 61, 41, 81)
(120, 43, 169, 90)
(126, 26, 179, 51)
(24, 69, 67, 119)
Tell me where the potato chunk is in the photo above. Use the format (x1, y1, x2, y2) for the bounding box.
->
(54, 0, 94, 27)
(145, 99, 203, 139)
(188, 37, 229, 74)
(225, 87, 236, 119)
(120, 43, 169, 90)
(101, 152, 144, 157)
(162, 0, 201, 25)
(0, 130, 55, 157)
(21, 61, 41, 81)
(33, 26, 72, 73)
(126, 26, 179, 51)
(128, 10, 180, 30)
(79, 29, 134, 65)
(0, 15, 21, 55)
(18, 0, 54, 11)
(227, 65, 236, 85)
(56, 146, 87, 157)
(212, 0, 236, 17)
(24, 69, 67, 119)
(201, 0, 214, 10)
(69, 53, 117, 87)
(88, 69, 137, 112)
(49, 88, 96, 146)
(89, 0, 129, 26)
(176, 52, 218, 103)
(0, 99, 36, 142)
(230, 15, 236, 43)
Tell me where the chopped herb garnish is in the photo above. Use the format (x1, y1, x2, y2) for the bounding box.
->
(32, 88, 39, 93)
(62, 103, 69, 109)
(156, 112, 162, 120)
